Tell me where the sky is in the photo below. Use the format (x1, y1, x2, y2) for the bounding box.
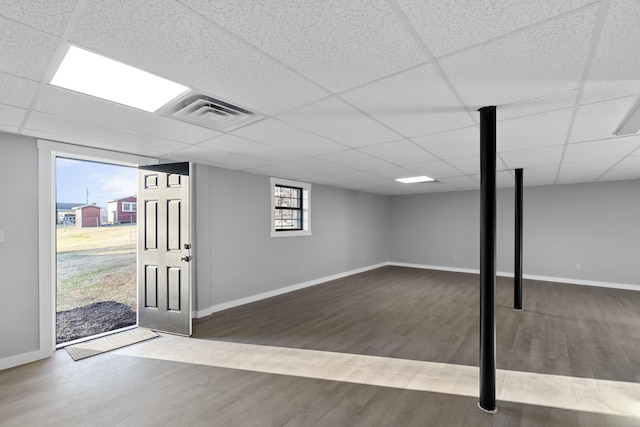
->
(56, 157, 138, 207)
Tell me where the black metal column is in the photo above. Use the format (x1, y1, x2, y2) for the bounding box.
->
(514, 168, 523, 310)
(479, 106, 497, 413)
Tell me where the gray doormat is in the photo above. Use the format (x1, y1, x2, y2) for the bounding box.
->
(65, 328, 158, 361)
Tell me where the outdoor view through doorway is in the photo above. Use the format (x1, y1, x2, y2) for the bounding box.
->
(56, 157, 138, 345)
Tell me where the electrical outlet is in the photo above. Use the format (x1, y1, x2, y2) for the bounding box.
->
(576, 263, 581, 270)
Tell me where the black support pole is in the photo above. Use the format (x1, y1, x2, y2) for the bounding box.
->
(478, 106, 497, 414)
(514, 168, 523, 310)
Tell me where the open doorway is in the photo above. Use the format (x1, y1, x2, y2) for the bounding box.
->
(55, 157, 138, 345)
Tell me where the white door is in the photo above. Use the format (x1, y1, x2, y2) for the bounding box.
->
(137, 162, 192, 335)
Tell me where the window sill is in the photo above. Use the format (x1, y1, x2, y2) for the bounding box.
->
(270, 229, 312, 238)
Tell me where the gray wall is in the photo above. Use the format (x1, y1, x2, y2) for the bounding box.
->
(389, 180, 640, 286)
(1, 130, 638, 365)
(193, 165, 390, 310)
(0, 133, 40, 359)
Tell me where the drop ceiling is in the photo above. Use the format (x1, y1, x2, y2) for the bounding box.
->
(1, 0, 639, 195)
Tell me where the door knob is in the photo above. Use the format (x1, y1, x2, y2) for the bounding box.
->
(181, 255, 192, 262)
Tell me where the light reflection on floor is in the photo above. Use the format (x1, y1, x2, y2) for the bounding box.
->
(115, 334, 640, 418)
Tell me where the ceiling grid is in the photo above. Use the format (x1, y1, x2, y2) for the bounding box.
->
(0, 0, 638, 194)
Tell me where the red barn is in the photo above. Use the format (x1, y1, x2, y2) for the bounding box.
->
(73, 205, 102, 228)
(107, 196, 137, 224)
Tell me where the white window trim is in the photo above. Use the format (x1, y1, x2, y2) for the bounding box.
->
(270, 177, 311, 238)
(122, 202, 137, 212)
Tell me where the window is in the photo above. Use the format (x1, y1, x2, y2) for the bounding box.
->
(275, 185, 302, 231)
(270, 177, 311, 237)
(122, 202, 137, 212)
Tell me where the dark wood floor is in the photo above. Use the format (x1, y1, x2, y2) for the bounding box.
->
(2, 266, 639, 426)
(195, 266, 640, 383)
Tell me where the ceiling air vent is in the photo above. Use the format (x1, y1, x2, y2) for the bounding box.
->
(159, 91, 263, 132)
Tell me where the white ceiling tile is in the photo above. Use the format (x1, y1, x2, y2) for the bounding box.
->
(497, 109, 573, 151)
(440, 6, 597, 108)
(557, 158, 621, 184)
(341, 64, 474, 137)
(247, 164, 324, 182)
(411, 126, 479, 159)
(199, 134, 305, 163)
(570, 97, 638, 143)
(426, 182, 462, 193)
(24, 111, 190, 154)
(517, 163, 562, 177)
(0, 19, 58, 80)
(0, 72, 39, 108)
(284, 157, 355, 176)
(500, 145, 564, 169)
(612, 154, 640, 170)
(338, 171, 392, 185)
(581, 0, 640, 104)
(22, 128, 168, 158)
(0, 104, 26, 127)
(0, 124, 18, 133)
(35, 86, 221, 144)
(310, 174, 362, 187)
(395, 0, 595, 57)
(384, 181, 448, 194)
(405, 159, 462, 178)
(172, 146, 269, 170)
(556, 171, 604, 185)
(232, 119, 346, 156)
(598, 167, 640, 182)
(498, 90, 578, 121)
(367, 165, 423, 179)
(564, 136, 640, 163)
(522, 174, 557, 187)
(180, 0, 427, 92)
(336, 183, 386, 194)
(443, 156, 480, 174)
(277, 97, 400, 147)
(317, 150, 394, 171)
(2, 1, 639, 194)
(469, 171, 515, 188)
(359, 140, 436, 165)
(0, 0, 77, 36)
(439, 175, 479, 190)
(70, 0, 327, 115)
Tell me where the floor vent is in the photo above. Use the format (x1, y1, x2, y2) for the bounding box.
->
(159, 92, 263, 132)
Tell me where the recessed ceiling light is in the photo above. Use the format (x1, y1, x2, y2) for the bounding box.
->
(50, 45, 189, 112)
(395, 176, 435, 184)
(615, 99, 640, 136)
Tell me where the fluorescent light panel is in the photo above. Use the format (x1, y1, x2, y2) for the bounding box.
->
(51, 46, 189, 112)
(395, 176, 435, 184)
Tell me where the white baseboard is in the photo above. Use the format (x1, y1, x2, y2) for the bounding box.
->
(387, 262, 639, 291)
(195, 262, 387, 318)
(387, 262, 479, 275)
(509, 272, 639, 292)
(0, 349, 50, 371)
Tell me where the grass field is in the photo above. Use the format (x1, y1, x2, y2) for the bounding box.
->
(56, 224, 137, 312)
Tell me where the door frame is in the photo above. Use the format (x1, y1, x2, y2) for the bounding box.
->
(37, 139, 158, 356)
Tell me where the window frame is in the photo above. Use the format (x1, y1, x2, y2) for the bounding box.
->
(270, 177, 311, 238)
(274, 184, 303, 232)
(122, 202, 137, 212)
